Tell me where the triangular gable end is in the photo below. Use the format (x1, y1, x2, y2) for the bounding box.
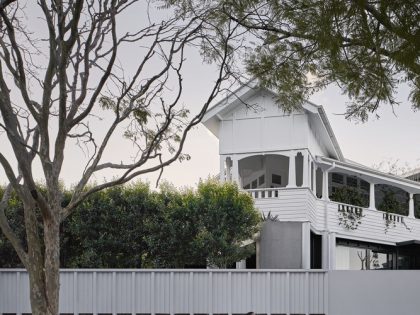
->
(202, 82, 344, 161)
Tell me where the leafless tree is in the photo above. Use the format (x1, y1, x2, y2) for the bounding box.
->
(0, 1, 238, 314)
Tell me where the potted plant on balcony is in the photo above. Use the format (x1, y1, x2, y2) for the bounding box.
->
(331, 186, 366, 230)
(377, 190, 411, 233)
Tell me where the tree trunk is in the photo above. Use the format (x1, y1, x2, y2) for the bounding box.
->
(25, 209, 60, 315)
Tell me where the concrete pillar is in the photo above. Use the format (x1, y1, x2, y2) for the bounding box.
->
(236, 260, 246, 269)
(302, 222, 311, 269)
(409, 193, 415, 218)
(231, 156, 239, 184)
(369, 182, 376, 210)
(327, 232, 336, 270)
(302, 151, 309, 187)
(219, 156, 225, 182)
(322, 170, 329, 200)
(287, 151, 296, 188)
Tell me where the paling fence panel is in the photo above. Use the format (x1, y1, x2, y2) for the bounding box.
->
(0, 269, 328, 315)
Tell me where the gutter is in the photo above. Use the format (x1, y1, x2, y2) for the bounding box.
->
(318, 156, 420, 190)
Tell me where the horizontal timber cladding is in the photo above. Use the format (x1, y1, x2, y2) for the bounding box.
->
(0, 270, 327, 315)
(326, 201, 420, 244)
(250, 187, 420, 244)
(254, 188, 312, 222)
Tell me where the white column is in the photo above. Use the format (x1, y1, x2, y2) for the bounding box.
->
(312, 164, 317, 193)
(322, 169, 329, 200)
(409, 193, 415, 218)
(302, 151, 309, 187)
(231, 156, 239, 184)
(327, 232, 336, 270)
(369, 182, 376, 210)
(219, 156, 225, 182)
(287, 151, 296, 188)
(226, 157, 232, 182)
(322, 232, 329, 269)
(302, 222, 311, 269)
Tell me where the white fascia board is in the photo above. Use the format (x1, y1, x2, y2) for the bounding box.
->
(317, 156, 420, 192)
(202, 79, 258, 138)
(202, 78, 258, 123)
(302, 101, 344, 161)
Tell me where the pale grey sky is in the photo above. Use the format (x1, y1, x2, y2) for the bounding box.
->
(155, 82, 420, 188)
(1, 2, 419, 189)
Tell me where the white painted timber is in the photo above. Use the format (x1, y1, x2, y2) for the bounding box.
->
(248, 187, 420, 246)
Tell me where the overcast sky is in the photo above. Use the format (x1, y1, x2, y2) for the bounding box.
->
(1, 2, 419, 189)
(155, 82, 420, 188)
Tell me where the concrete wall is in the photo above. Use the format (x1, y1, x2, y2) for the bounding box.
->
(329, 270, 420, 315)
(259, 221, 303, 269)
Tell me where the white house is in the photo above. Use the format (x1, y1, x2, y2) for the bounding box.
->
(202, 80, 420, 271)
(3, 82, 420, 315)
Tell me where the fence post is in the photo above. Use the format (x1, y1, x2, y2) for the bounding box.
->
(16, 271, 21, 315)
(74, 271, 78, 315)
(286, 272, 290, 315)
(131, 271, 136, 315)
(209, 271, 213, 315)
(228, 271, 232, 315)
(189, 271, 194, 315)
(93, 271, 97, 315)
(266, 271, 271, 315)
(324, 272, 329, 315)
(112, 271, 116, 315)
(170, 271, 174, 315)
(305, 271, 309, 315)
(151, 271, 155, 315)
(247, 271, 252, 312)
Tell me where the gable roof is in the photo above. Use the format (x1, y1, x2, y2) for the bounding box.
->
(202, 80, 345, 161)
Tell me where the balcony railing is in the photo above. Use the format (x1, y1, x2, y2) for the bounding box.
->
(246, 187, 282, 199)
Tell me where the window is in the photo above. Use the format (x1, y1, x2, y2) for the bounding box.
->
(360, 180, 370, 192)
(251, 179, 258, 189)
(272, 174, 282, 185)
(336, 240, 394, 270)
(243, 184, 250, 189)
(259, 175, 265, 186)
(346, 176, 358, 187)
(332, 173, 344, 184)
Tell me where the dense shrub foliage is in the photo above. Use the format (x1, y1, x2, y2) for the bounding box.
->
(0, 180, 260, 268)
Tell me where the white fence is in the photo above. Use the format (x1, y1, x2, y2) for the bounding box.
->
(0, 269, 327, 315)
(2, 269, 420, 315)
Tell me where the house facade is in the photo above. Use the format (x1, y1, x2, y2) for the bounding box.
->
(202, 81, 420, 271)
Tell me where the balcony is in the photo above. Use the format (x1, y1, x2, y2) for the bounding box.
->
(246, 186, 420, 245)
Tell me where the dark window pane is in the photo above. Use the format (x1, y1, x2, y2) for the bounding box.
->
(259, 175, 265, 185)
(272, 174, 282, 185)
(251, 179, 258, 189)
(332, 173, 344, 184)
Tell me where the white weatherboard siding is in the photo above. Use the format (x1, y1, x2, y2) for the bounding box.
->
(249, 187, 420, 246)
(218, 90, 315, 156)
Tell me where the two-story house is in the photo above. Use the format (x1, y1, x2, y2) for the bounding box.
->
(202, 81, 420, 271)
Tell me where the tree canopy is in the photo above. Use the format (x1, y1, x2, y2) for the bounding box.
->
(171, 0, 420, 121)
(0, 1, 236, 314)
